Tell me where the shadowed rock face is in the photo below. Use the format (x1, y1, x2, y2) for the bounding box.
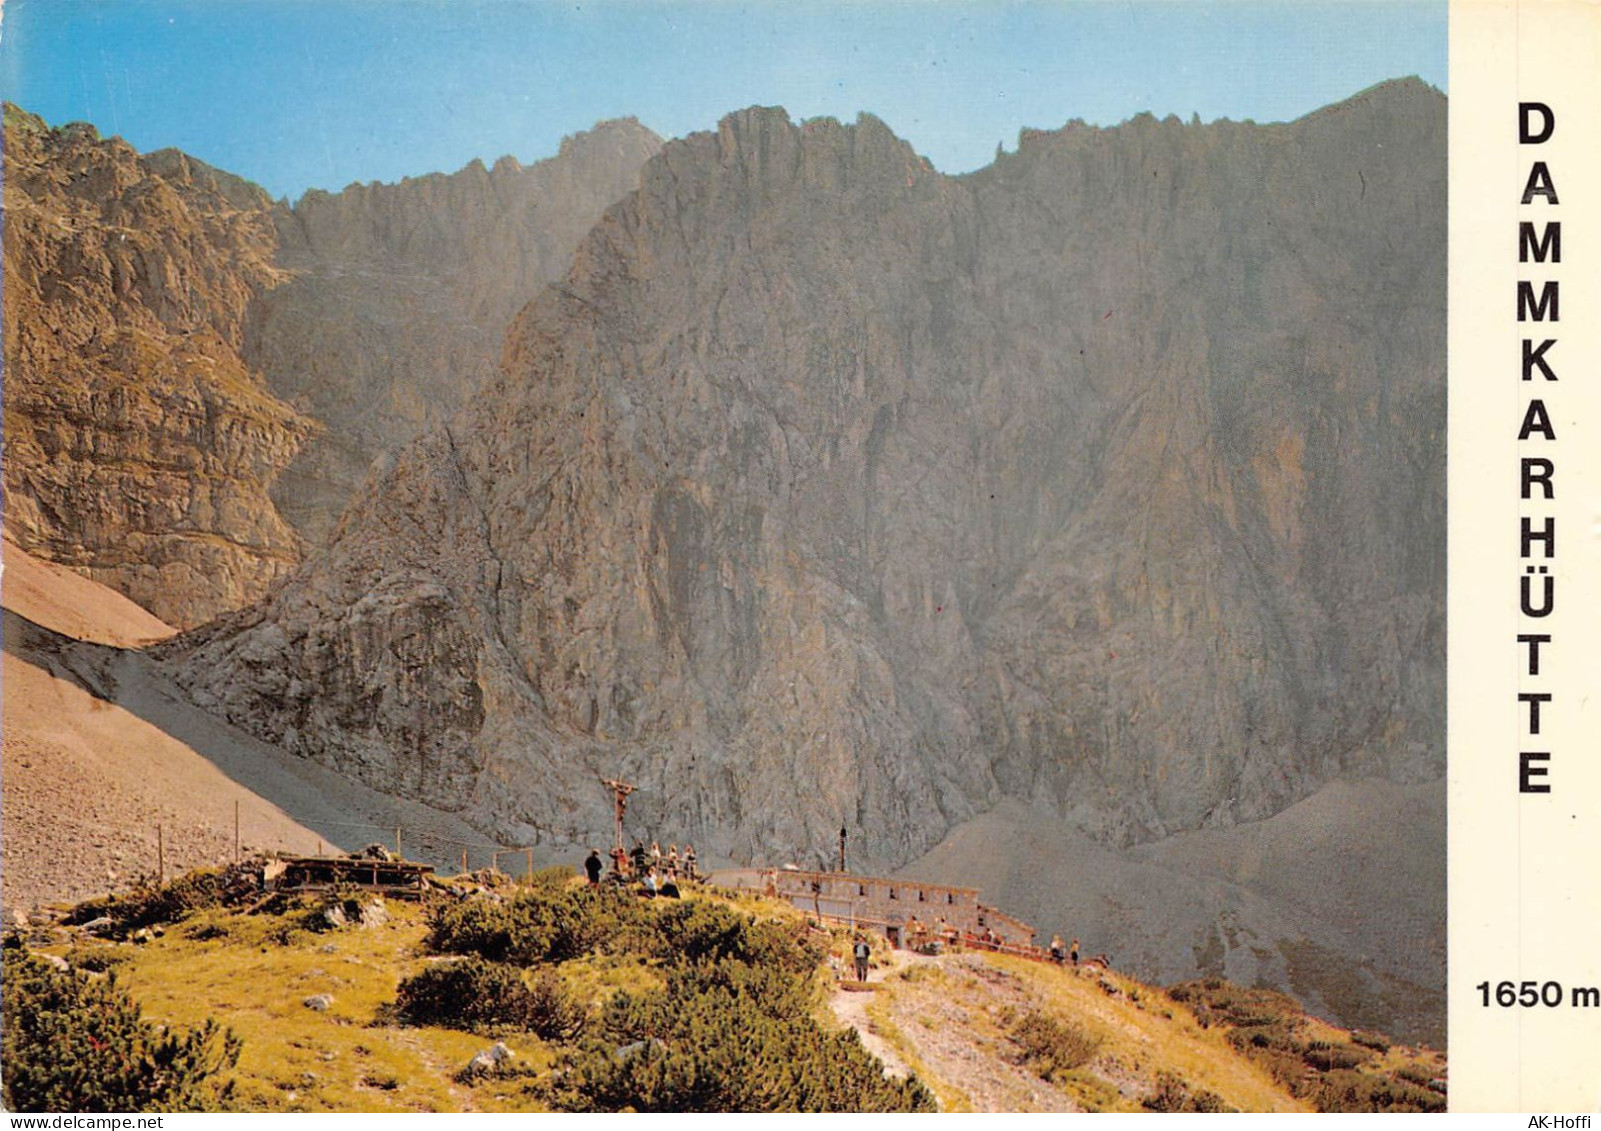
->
(169, 80, 1445, 873)
(248, 118, 664, 545)
(3, 105, 661, 625)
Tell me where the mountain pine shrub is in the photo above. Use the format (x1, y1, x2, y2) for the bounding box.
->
(543, 957, 934, 1112)
(63, 864, 260, 936)
(1011, 1009, 1103, 1081)
(1143, 1070, 1233, 1113)
(427, 882, 646, 964)
(394, 957, 587, 1038)
(1, 939, 241, 1112)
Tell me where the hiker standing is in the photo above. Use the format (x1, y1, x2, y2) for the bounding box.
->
(683, 844, 697, 880)
(853, 936, 871, 982)
(584, 848, 604, 886)
(667, 844, 680, 878)
(1070, 937, 1080, 967)
(1050, 934, 1065, 964)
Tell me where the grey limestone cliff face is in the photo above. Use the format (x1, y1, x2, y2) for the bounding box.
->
(247, 119, 664, 546)
(169, 81, 1445, 871)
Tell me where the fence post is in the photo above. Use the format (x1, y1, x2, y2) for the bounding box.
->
(395, 826, 402, 859)
(461, 848, 468, 874)
(157, 823, 165, 884)
(525, 848, 533, 882)
(234, 800, 240, 863)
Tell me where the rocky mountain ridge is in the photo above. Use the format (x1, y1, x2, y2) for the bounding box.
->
(2, 105, 313, 627)
(167, 80, 1446, 875)
(2, 104, 662, 624)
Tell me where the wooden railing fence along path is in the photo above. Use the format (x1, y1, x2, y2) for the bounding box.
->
(131, 801, 566, 887)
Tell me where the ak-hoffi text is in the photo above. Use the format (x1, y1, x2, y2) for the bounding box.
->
(1516, 101, 1559, 795)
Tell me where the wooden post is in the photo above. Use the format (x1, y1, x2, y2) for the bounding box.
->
(600, 777, 636, 854)
(234, 800, 241, 863)
(525, 848, 533, 882)
(157, 823, 165, 884)
(317, 838, 324, 857)
(460, 848, 468, 874)
(395, 826, 402, 859)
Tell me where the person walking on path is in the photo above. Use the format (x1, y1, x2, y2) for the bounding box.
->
(853, 936, 871, 983)
(584, 848, 604, 887)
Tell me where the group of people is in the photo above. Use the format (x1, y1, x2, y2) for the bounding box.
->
(970, 924, 1007, 948)
(1047, 934, 1110, 969)
(629, 839, 697, 882)
(582, 839, 700, 893)
(903, 914, 958, 951)
(904, 915, 1023, 956)
(1049, 934, 1081, 966)
(843, 927, 1098, 983)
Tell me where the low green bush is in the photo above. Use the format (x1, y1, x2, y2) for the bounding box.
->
(650, 901, 821, 974)
(2, 940, 241, 1112)
(1226, 1020, 1304, 1057)
(1169, 975, 1433, 1111)
(525, 865, 576, 889)
(1314, 1069, 1445, 1113)
(394, 958, 587, 1038)
(543, 958, 933, 1112)
(1303, 1041, 1373, 1072)
(65, 947, 129, 972)
(1011, 1010, 1103, 1081)
(524, 969, 589, 1041)
(1393, 1062, 1436, 1087)
(424, 890, 927, 1111)
(1143, 1070, 1234, 1113)
(427, 883, 646, 965)
(64, 864, 261, 936)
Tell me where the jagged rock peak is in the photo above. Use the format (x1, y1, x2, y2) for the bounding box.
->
(291, 116, 663, 209)
(557, 116, 662, 159)
(677, 105, 930, 188)
(139, 148, 274, 212)
(1003, 74, 1444, 163)
(3, 101, 664, 616)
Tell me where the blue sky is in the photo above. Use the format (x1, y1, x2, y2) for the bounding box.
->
(1, 1, 1445, 202)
